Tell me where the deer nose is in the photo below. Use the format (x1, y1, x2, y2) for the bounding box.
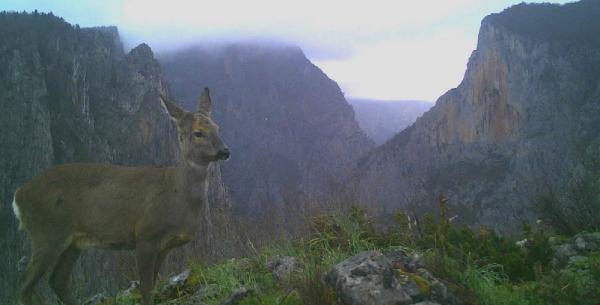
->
(217, 148, 230, 160)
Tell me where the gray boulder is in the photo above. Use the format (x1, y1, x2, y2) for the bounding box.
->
(267, 256, 298, 281)
(161, 269, 192, 298)
(117, 281, 140, 299)
(221, 287, 252, 305)
(387, 249, 425, 272)
(83, 293, 109, 305)
(325, 250, 456, 305)
(552, 232, 600, 268)
(573, 232, 600, 252)
(325, 251, 417, 305)
(191, 284, 220, 302)
(416, 269, 448, 303)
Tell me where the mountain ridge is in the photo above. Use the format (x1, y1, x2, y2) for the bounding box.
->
(348, 98, 432, 145)
(353, 0, 600, 230)
(159, 43, 374, 215)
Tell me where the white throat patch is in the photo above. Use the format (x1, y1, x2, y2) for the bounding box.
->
(12, 194, 23, 230)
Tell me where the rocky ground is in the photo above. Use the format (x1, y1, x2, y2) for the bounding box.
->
(77, 209, 600, 305)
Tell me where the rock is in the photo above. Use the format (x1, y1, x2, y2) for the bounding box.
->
(118, 281, 140, 299)
(415, 269, 448, 303)
(430, 280, 449, 303)
(220, 287, 252, 305)
(553, 242, 578, 267)
(83, 293, 109, 305)
(325, 251, 456, 305)
(558, 243, 576, 255)
(161, 269, 191, 298)
(191, 284, 220, 302)
(573, 232, 600, 252)
(387, 250, 425, 272)
(402, 279, 424, 301)
(267, 256, 297, 281)
(567, 255, 587, 267)
(169, 269, 191, 285)
(553, 232, 600, 268)
(325, 251, 414, 305)
(412, 302, 441, 305)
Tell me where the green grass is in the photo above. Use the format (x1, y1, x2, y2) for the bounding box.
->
(100, 205, 600, 305)
(458, 263, 530, 305)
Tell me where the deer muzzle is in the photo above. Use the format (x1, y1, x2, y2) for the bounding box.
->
(216, 148, 230, 160)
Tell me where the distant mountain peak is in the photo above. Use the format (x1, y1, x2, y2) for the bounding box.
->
(483, 0, 600, 47)
(353, 0, 600, 231)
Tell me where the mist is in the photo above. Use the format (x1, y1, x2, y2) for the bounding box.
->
(3, 0, 572, 101)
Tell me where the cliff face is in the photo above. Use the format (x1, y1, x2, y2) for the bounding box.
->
(0, 12, 201, 301)
(159, 44, 374, 214)
(348, 98, 432, 145)
(354, 0, 600, 228)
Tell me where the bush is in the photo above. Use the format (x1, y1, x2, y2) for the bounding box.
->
(532, 253, 600, 305)
(536, 158, 600, 235)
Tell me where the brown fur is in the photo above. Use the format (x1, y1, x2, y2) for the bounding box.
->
(14, 88, 229, 305)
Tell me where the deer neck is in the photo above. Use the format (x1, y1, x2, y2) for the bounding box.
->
(175, 159, 209, 206)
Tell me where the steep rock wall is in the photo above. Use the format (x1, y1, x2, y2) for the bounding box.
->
(354, 1, 600, 229)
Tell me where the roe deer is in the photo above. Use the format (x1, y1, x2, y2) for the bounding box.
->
(13, 88, 229, 305)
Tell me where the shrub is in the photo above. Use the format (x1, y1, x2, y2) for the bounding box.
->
(536, 166, 600, 235)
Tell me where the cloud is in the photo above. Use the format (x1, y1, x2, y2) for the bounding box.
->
(2, 0, 573, 100)
(316, 28, 477, 101)
(115, 0, 480, 51)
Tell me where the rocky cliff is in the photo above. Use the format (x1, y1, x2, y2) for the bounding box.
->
(159, 44, 374, 215)
(348, 98, 432, 145)
(0, 12, 219, 301)
(354, 0, 600, 229)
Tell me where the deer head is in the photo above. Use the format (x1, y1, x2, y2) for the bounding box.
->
(160, 88, 230, 165)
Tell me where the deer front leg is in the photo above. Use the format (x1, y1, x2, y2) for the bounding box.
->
(49, 245, 81, 305)
(153, 249, 170, 284)
(136, 241, 159, 305)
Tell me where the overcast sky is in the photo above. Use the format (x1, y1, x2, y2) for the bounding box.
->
(3, 0, 571, 101)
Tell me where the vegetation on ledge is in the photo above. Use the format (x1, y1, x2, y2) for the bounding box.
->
(84, 199, 600, 305)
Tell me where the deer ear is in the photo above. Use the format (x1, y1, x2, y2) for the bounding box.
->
(198, 87, 212, 115)
(159, 94, 185, 121)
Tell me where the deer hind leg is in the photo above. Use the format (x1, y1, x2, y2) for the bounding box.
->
(49, 245, 81, 305)
(19, 237, 70, 305)
(136, 241, 160, 305)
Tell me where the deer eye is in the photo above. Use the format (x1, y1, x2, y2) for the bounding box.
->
(193, 131, 203, 138)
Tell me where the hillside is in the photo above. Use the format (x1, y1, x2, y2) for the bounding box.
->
(348, 98, 432, 145)
(0, 12, 212, 301)
(353, 0, 600, 230)
(159, 44, 374, 215)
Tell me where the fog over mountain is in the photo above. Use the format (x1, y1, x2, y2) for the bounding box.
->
(348, 99, 432, 145)
(1, 0, 572, 101)
(159, 44, 374, 214)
